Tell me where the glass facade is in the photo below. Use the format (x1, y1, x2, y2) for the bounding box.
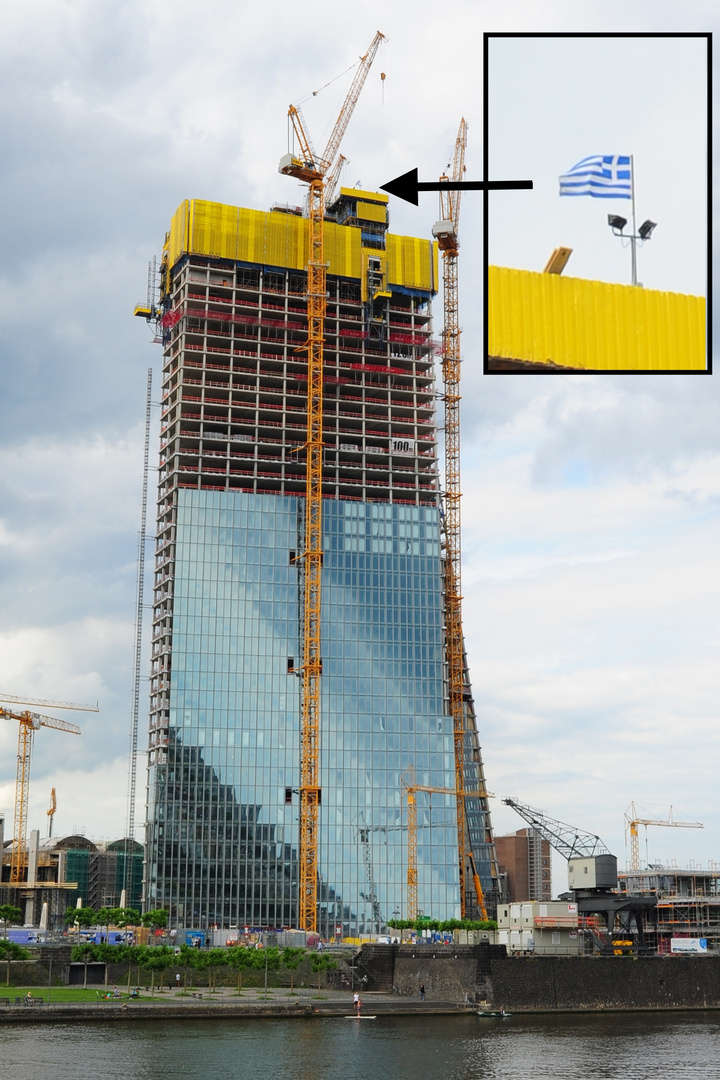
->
(146, 490, 459, 933)
(145, 193, 499, 931)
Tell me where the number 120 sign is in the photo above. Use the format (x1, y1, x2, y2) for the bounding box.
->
(391, 438, 415, 456)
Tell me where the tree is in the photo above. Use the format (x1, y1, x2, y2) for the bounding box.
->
(141, 908, 168, 931)
(0, 939, 29, 986)
(310, 952, 337, 991)
(280, 947, 306, 993)
(64, 906, 96, 944)
(0, 905, 22, 939)
(226, 946, 256, 994)
(141, 946, 174, 995)
(112, 907, 140, 929)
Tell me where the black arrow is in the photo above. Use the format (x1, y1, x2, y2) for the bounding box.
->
(380, 167, 533, 206)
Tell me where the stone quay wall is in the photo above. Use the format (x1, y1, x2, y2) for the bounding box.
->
(356, 944, 720, 1011)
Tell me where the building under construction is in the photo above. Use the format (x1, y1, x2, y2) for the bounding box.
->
(619, 865, 720, 953)
(0, 818, 143, 929)
(143, 190, 498, 933)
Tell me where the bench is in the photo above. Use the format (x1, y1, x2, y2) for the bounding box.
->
(15, 996, 44, 1005)
(0, 997, 10, 1005)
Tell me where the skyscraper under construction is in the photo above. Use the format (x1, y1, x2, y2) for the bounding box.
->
(144, 189, 497, 934)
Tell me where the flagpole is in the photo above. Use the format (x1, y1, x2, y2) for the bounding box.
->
(630, 154, 637, 286)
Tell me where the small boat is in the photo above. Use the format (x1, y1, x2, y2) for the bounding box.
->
(477, 1009, 510, 1018)
(344, 1015, 377, 1019)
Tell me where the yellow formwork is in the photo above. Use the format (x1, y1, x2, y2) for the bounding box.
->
(356, 200, 387, 223)
(488, 266, 706, 371)
(166, 199, 436, 292)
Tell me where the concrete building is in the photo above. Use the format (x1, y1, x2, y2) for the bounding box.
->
(144, 191, 497, 933)
(495, 828, 551, 903)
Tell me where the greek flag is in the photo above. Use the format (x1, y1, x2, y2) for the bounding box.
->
(559, 155, 632, 199)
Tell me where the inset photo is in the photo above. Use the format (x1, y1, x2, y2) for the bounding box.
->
(484, 33, 710, 373)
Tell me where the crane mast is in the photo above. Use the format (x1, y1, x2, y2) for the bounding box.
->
(433, 119, 477, 916)
(279, 31, 383, 932)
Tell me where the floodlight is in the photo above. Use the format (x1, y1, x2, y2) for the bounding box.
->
(638, 219, 657, 240)
(607, 214, 627, 231)
(543, 247, 573, 275)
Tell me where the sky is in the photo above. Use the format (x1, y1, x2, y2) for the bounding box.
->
(0, 0, 717, 900)
(487, 34, 708, 295)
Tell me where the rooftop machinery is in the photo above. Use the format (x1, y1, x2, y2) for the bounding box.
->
(0, 693, 97, 883)
(279, 31, 384, 932)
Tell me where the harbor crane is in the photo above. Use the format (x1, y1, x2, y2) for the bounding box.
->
(503, 797, 658, 951)
(625, 802, 703, 872)
(279, 31, 384, 932)
(502, 797, 611, 860)
(0, 694, 97, 883)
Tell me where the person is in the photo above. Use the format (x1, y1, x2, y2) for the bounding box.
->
(175, 973, 181, 989)
(24, 991, 33, 1006)
(361, 974, 368, 990)
(130, 987, 140, 999)
(353, 991, 360, 1013)
(419, 982, 426, 1001)
(113, 986, 120, 998)
(355, 994, 362, 1016)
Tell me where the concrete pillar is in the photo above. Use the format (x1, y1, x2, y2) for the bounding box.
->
(27, 829, 39, 885)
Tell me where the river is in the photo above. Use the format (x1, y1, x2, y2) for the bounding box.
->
(1, 1013, 718, 1079)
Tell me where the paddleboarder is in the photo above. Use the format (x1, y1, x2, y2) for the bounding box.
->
(355, 994, 363, 1016)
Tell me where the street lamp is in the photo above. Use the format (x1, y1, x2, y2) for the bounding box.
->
(607, 213, 658, 286)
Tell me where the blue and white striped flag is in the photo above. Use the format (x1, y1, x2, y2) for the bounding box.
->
(559, 155, 632, 199)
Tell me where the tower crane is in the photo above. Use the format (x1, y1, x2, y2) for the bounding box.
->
(625, 802, 703, 872)
(0, 694, 97, 884)
(403, 768, 491, 920)
(47, 788, 57, 839)
(279, 31, 384, 933)
(431, 119, 490, 919)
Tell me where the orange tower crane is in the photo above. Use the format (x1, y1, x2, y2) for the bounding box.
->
(402, 767, 491, 920)
(625, 802, 703, 872)
(47, 787, 57, 839)
(279, 31, 384, 931)
(0, 693, 97, 883)
(432, 119, 483, 917)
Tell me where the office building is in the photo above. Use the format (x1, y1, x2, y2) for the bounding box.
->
(144, 190, 497, 933)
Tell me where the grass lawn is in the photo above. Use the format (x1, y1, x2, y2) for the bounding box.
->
(6, 986, 161, 1003)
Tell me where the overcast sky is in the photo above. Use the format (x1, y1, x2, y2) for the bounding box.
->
(0, 1, 717, 898)
(487, 34, 708, 295)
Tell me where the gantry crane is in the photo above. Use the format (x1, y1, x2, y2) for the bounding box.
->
(625, 802, 703, 872)
(279, 31, 384, 932)
(432, 119, 484, 917)
(403, 767, 490, 920)
(0, 694, 97, 883)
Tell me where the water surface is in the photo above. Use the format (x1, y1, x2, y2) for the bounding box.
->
(1, 1012, 718, 1080)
